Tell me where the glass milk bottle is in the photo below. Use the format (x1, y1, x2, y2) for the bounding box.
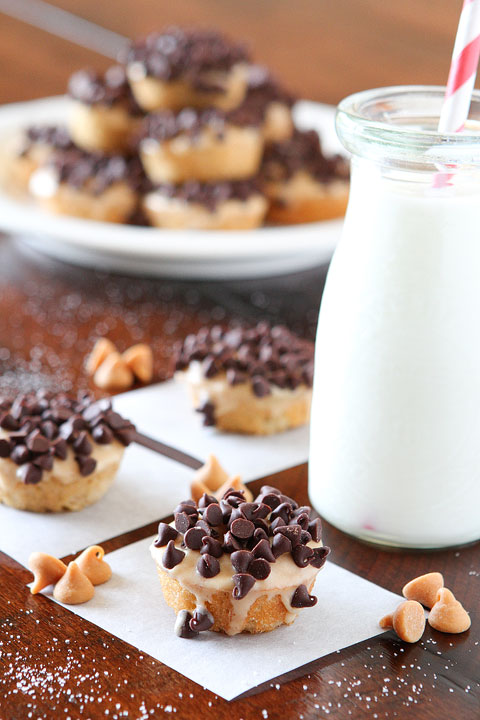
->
(309, 86, 480, 548)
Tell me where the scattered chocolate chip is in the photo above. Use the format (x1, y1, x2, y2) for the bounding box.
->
(174, 609, 198, 639)
(194, 519, 212, 536)
(308, 518, 323, 542)
(51, 437, 68, 460)
(273, 525, 302, 547)
(184, 526, 207, 550)
(269, 516, 286, 534)
(270, 502, 293, 524)
(40, 420, 58, 439)
(174, 500, 197, 515)
(26, 429, 50, 453)
(291, 512, 310, 531)
(198, 493, 218, 508)
(219, 500, 232, 522)
(230, 550, 253, 573)
(300, 530, 313, 545)
(251, 375, 271, 398)
(222, 530, 243, 553)
(155, 523, 179, 547)
(73, 431, 92, 456)
(203, 503, 223, 526)
(232, 573, 255, 599)
(272, 533, 292, 558)
(11, 444, 30, 465)
(190, 606, 214, 633)
(175, 511, 197, 534)
(238, 502, 270, 521)
(163, 540, 185, 569)
(33, 453, 54, 471)
(253, 527, 269, 543)
(92, 423, 114, 444)
(197, 554, 220, 578)
(18, 462, 42, 484)
(249, 558, 271, 580)
(75, 455, 97, 476)
(310, 546, 330, 569)
(0, 413, 19, 431)
(291, 584, 317, 608)
(292, 544, 314, 568)
(230, 518, 255, 539)
(200, 536, 223, 558)
(252, 539, 276, 563)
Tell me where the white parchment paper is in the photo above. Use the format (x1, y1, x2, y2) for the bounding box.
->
(44, 536, 401, 701)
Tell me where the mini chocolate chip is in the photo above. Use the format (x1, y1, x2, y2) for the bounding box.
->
(270, 502, 293, 524)
(292, 544, 314, 568)
(82, 399, 111, 422)
(197, 400, 215, 426)
(232, 573, 255, 599)
(269, 516, 286, 534)
(293, 505, 311, 519)
(163, 540, 185, 569)
(202, 356, 218, 378)
(0, 438, 12, 457)
(291, 512, 310, 531)
(184, 526, 207, 550)
(114, 426, 136, 446)
(11, 444, 30, 465)
(238, 502, 270, 521)
(75, 455, 97, 476)
(58, 422, 75, 442)
(51, 437, 68, 459)
(26, 429, 50, 453)
(0, 413, 19, 431)
(230, 518, 255, 539)
(272, 533, 292, 558)
(259, 485, 282, 496)
(40, 420, 58, 439)
(230, 549, 253, 573)
(223, 530, 243, 553)
(196, 553, 220, 578)
(175, 511, 197, 534)
(8, 431, 28, 444)
(253, 518, 269, 534)
(224, 489, 246, 501)
(174, 500, 197, 515)
(155, 522, 178, 547)
(18, 462, 42, 484)
(200, 536, 223, 558)
(198, 493, 218, 508)
(249, 558, 271, 580)
(195, 519, 212, 536)
(291, 584, 317, 608)
(190, 606, 214, 633)
(310, 546, 330, 569)
(220, 500, 232, 522)
(252, 539, 276, 563)
(174, 609, 198, 639)
(273, 525, 302, 547)
(91, 423, 114, 444)
(256, 492, 281, 510)
(73, 431, 92, 456)
(300, 530, 312, 545)
(203, 503, 223, 526)
(253, 527, 269, 543)
(278, 494, 298, 510)
(251, 375, 271, 398)
(226, 368, 246, 386)
(308, 518, 323, 542)
(33, 453, 54, 471)
(228, 508, 244, 526)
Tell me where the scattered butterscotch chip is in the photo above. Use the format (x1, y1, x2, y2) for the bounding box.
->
(85, 337, 117, 375)
(379, 600, 426, 643)
(122, 343, 153, 383)
(75, 545, 112, 586)
(93, 351, 134, 391)
(402, 572, 444, 609)
(428, 588, 471, 634)
(28, 552, 67, 594)
(53, 561, 95, 604)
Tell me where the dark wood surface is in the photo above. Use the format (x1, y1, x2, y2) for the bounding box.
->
(0, 2, 479, 718)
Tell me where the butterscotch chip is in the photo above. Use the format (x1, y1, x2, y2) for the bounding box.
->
(428, 588, 471, 634)
(122, 344, 153, 383)
(193, 454, 229, 492)
(75, 545, 112, 585)
(379, 600, 426, 643)
(28, 552, 67, 594)
(402, 572, 444, 609)
(85, 337, 117, 375)
(93, 352, 134, 391)
(53, 561, 95, 604)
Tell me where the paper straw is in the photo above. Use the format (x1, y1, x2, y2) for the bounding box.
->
(438, 0, 480, 133)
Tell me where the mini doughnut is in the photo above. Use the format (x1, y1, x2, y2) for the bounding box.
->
(75, 545, 112, 585)
(53, 561, 95, 604)
(124, 27, 249, 112)
(174, 322, 314, 435)
(138, 108, 264, 184)
(261, 130, 350, 224)
(0, 390, 135, 512)
(68, 66, 143, 154)
(143, 179, 267, 230)
(237, 65, 295, 143)
(28, 552, 67, 594)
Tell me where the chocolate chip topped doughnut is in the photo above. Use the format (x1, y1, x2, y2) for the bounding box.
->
(29, 148, 146, 223)
(151, 484, 330, 636)
(174, 323, 314, 434)
(138, 107, 264, 183)
(143, 178, 267, 229)
(68, 66, 143, 154)
(124, 27, 250, 112)
(234, 65, 295, 142)
(261, 129, 350, 224)
(0, 390, 135, 512)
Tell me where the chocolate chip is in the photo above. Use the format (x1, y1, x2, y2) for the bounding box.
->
(26, 430, 50, 453)
(249, 558, 271, 580)
(291, 512, 310, 531)
(154, 522, 179, 547)
(51, 437, 68, 459)
(222, 530, 243, 553)
(200, 536, 223, 558)
(189, 606, 214, 633)
(230, 550, 253, 573)
(226, 368, 246, 386)
(0, 438, 12, 457)
(230, 518, 255, 539)
(162, 540, 185, 569)
(174, 500, 197, 515)
(300, 530, 312, 545)
(273, 525, 302, 547)
(253, 527, 269, 544)
(196, 554, 220, 578)
(198, 493, 218, 508)
(184, 526, 207, 550)
(269, 516, 286, 534)
(175, 511, 197, 534)
(104, 410, 127, 429)
(0, 413, 19, 431)
(251, 375, 270, 398)
(40, 420, 58, 439)
(18, 462, 42, 484)
(238, 502, 270, 521)
(219, 500, 232, 523)
(11, 444, 30, 465)
(252, 539, 276, 563)
(75, 455, 97, 476)
(73, 431, 92, 456)
(174, 609, 198, 639)
(194, 519, 212, 536)
(203, 503, 223, 526)
(58, 422, 75, 442)
(33, 453, 54, 471)
(82, 398, 111, 422)
(308, 518, 323, 542)
(232, 573, 255, 599)
(197, 401, 215, 427)
(92, 423, 114, 444)
(310, 546, 330, 569)
(253, 518, 269, 535)
(272, 533, 292, 558)
(114, 426, 136, 446)
(270, 502, 293, 524)
(291, 584, 317, 608)
(202, 356, 218, 378)
(292, 544, 314, 568)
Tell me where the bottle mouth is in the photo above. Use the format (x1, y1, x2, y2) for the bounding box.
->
(336, 86, 480, 168)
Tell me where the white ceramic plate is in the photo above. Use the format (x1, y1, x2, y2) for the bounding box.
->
(0, 96, 344, 279)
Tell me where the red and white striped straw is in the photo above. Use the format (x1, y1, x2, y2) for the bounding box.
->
(438, 0, 480, 133)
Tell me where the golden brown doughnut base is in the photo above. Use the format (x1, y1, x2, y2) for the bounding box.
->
(68, 101, 141, 154)
(267, 190, 349, 224)
(157, 565, 313, 635)
(143, 194, 267, 230)
(33, 179, 137, 223)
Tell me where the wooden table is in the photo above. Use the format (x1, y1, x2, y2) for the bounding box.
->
(0, 3, 479, 718)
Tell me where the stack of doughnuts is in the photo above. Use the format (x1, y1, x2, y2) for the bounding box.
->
(3, 26, 349, 228)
